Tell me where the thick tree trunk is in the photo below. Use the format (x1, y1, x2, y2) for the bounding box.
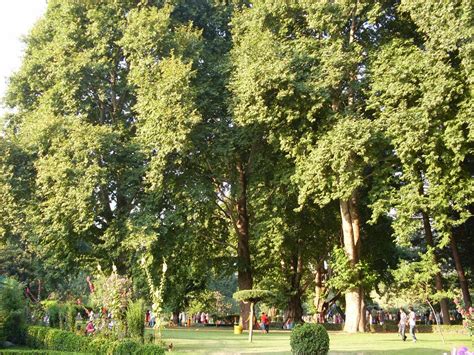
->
(172, 311, 179, 326)
(421, 211, 451, 324)
(236, 161, 253, 330)
(340, 193, 365, 333)
(286, 292, 304, 324)
(450, 233, 471, 307)
(285, 247, 304, 323)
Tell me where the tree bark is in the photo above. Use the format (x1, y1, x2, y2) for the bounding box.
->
(450, 233, 471, 307)
(236, 160, 253, 329)
(340, 192, 365, 333)
(285, 246, 304, 323)
(421, 211, 451, 324)
(286, 292, 304, 324)
(248, 302, 254, 342)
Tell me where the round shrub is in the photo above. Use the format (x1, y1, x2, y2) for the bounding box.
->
(290, 323, 330, 355)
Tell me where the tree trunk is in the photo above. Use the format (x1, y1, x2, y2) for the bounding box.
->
(286, 292, 303, 324)
(314, 263, 326, 323)
(172, 311, 179, 326)
(358, 286, 366, 332)
(285, 246, 304, 323)
(236, 161, 253, 329)
(248, 302, 254, 343)
(340, 193, 364, 333)
(450, 233, 471, 307)
(421, 211, 451, 324)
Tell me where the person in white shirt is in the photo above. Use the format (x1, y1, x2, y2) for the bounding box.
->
(408, 306, 417, 342)
(399, 307, 407, 341)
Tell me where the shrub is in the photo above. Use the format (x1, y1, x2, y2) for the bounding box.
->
(0, 278, 28, 345)
(26, 326, 165, 354)
(127, 299, 145, 341)
(27, 326, 90, 352)
(3, 310, 28, 344)
(290, 323, 330, 355)
(113, 339, 141, 354)
(42, 300, 64, 328)
(65, 303, 79, 332)
(134, 343, 166, 355)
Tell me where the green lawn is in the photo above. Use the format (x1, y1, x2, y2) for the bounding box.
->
(158, 328, 472, 355)
(2, 329, 471, 354)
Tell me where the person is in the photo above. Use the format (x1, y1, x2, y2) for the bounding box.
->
(85, 320, 95, 335)
(75, 312, 83, 322)
(179, 312, 186, 327)
(149, 311, 156, 328)
(408, 307, 417, 342)
(379, 310, 385, 326)
(145, 310, 150, 326)
(399, 307, 407, 341)
(283, 317, 294, 330)
(260, 312, 270, 334)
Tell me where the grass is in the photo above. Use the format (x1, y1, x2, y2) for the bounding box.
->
(157, 327, 472, 355)
(2, 328, 471, 354)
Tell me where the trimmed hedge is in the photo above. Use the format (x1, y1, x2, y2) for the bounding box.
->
(233, 290, 274, 302)
(290, 323, 330, 355)
(26, 326, 165, 354)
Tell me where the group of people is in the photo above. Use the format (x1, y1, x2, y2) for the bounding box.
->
(145, 310, 157, 327)
(398, 307, 417, 342)
(83, 308, 117, 336)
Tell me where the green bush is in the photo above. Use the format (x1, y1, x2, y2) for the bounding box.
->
(26, 326, 165, 354)
(290, 323, 330, 355)
(3, 310, 28, 344)
(65, 303, 80, 332)
(127, 299, 145, 341)
(0, 278, 28, 345)
(42, 300, 68, 329)
(134, 343, 166, 355)
(113, 339, 141, 354)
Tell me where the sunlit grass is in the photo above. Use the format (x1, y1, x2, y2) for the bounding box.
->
(157, 327, 472, 355)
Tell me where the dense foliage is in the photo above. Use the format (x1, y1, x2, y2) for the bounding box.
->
(26, 326, 165, 354)
(290, 323, 330, 355)
(233, 290, 274, 303)
(0, 0, 472, 338)
(126, 299, 145, 341)
(0, 278, 27, 345)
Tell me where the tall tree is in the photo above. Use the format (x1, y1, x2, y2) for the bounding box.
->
(368, 0, 474, 319)
(230, 0, 396, 332)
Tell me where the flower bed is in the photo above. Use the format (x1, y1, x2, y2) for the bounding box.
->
(26, 326, 165, 354)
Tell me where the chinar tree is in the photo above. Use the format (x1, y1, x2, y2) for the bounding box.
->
(368, 0, 474, 318)
(3, 0, 145, 274)
(121, 0, 282, 328)
(230, 0, 396, 332)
